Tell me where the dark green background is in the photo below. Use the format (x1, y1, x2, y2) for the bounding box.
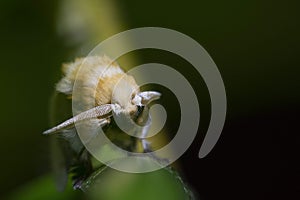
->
(0, 0, 299, 199)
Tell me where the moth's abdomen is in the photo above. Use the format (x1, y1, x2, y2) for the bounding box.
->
(56, 56, 123, 94)
(56, 56, 125, 109)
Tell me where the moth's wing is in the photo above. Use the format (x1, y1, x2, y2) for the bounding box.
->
(50, 136, 73, 191)
(49, 92, 98, 190)
(49, 92, 74, 191)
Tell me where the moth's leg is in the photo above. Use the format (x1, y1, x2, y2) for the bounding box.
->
(98, 117, 111, 126)
(142, 139, 151, 153)
(43, 104, 112, 135)
(140, 117, 169, 164)
(139, 118, 152, 153)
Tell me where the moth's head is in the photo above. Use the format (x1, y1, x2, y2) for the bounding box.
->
(130, 91, 161, 125)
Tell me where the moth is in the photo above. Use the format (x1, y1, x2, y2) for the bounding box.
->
(43, 55, 161, 190)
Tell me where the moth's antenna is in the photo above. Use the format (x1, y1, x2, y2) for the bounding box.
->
(43, 104, 113, 135)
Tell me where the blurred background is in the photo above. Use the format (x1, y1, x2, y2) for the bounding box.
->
(0, 0, 299, 199)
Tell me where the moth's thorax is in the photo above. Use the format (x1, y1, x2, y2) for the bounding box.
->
(96, 73, 140, 115)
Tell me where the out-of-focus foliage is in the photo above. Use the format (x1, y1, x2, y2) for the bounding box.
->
(6, 167, 192, 200)
(83, 166, 192, 200)
(5, 175, 82, 200)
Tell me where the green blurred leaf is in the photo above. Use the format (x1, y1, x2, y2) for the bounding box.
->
(83, 162, 192, 200)
(5, 166, 193, 200)
(5, 175, 82, 200)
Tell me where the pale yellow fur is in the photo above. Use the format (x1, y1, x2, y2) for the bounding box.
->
(56, 55, 139, 114)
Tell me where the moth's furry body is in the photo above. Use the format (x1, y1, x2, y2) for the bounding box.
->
(57, 56, 139, 113)
(44, 56, 161, 190)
